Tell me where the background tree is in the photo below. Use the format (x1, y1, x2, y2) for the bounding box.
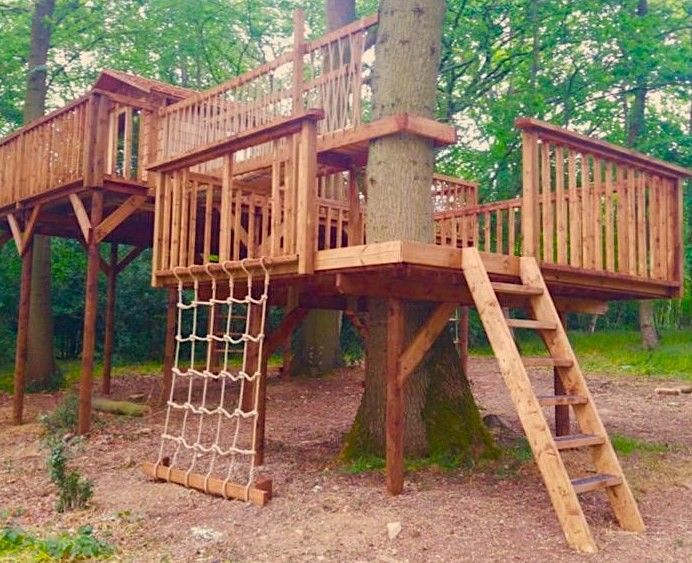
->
(290, 0, 357, 376)
(24, 0, 58, 389)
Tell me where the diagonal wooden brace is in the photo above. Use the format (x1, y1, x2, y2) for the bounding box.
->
(94, 195, 147, 244)
(397, 302, 458, 387)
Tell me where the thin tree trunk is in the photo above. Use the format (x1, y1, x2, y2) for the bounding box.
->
(291, 0, 357, 376)
(344, 0, 495, 461)
(626, 0, 659, 350)
(25, 0, 57, 389)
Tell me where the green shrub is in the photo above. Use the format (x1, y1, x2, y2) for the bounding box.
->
(0, 525, 113, 561)
(46, 440, 93, 513)
(40, 394, 78, 439)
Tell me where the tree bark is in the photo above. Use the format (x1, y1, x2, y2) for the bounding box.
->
(24, 0, 57, 389)
(626, 0, 659, 351)
(291, 0, 357, 376)
(343, 0, 495, 461)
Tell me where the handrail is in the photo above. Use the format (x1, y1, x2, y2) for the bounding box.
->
(157, 11, 379, 161)
(518, 117, 685, 288)
(516, 117, 690, 180)
(149, 109, 324, 172)
(0, 93, 90, 148)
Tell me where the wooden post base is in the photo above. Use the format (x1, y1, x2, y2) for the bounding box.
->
(141, 461, 272, 506)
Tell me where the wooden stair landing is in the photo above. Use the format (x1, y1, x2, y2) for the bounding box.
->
(462, 247, 644, 553)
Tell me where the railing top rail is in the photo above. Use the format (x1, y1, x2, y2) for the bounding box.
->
(432, 173, 478, 188)
(161, 52, 294, 115)
(148, 109, 324, 173)
(0, 93, 91, 148)
(304, 13, 378, 51)
(434, 197, 522, 219)
(161, 12, 378, 117)
(516, 117, 690, 180)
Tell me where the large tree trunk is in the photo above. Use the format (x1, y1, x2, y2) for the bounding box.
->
(291, 0, 357, 376)
(25, 0, 57, 389)
(626, 0, 659, 351)
(343, 0, 495, 461)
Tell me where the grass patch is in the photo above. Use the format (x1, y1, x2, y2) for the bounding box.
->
(0, 355, 285, 394)
(342, 452, 481, 474)
(610, 433, 670, 456)
(342, 455, 385, 474)
(0, 525, 113, 561)
(471, 328, 692, 380)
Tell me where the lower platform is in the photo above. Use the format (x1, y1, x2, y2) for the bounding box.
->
(153, 240, 679, 310)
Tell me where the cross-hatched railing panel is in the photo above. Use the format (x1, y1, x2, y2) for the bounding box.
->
(157, 13, 378, 165)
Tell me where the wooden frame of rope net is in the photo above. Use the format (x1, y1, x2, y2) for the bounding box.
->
(142, 258, 272, 506)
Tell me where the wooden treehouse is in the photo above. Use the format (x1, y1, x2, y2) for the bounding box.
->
(1, 12, 689, 554)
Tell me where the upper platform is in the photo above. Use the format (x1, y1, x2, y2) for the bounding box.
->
(0, 12, 688, 303)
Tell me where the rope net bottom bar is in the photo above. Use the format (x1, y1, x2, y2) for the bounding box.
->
(151, 260, 270, 503)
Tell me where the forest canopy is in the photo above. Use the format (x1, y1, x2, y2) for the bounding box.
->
(0, 0, 689, 370)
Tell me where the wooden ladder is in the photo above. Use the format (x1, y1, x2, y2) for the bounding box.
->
(462, 247, 644, 553)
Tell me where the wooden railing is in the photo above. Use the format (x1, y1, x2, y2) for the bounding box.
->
(150, 111, 321, 279)
(0, 91, 159, 210)
(105, 101, 159, 183)
(517, 118, 687, 286)
(0, 95, 90, 208)
(435, 198, 522, 255)
(157, 12, 378, 164)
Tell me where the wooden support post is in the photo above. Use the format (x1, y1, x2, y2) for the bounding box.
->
(12, 239, 33, 425)
(241, 302, 264, 413)
(385, 298, 405, 495)
(554, 311, 570, 436)
(296, 119, 317, 274)
(458, 306, 469, 374)
(292, 10, 305, 113)
(160, 287, 177, 405)
(255, 350, 270, 466)
(102, 243, 118, 395)
(521, 131, 539, 256)
(77, 191, 104, 435)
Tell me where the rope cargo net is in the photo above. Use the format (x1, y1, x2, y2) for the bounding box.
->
(154, 260, 270, 501)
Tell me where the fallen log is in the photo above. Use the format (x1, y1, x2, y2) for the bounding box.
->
(92, 397, 150, 416)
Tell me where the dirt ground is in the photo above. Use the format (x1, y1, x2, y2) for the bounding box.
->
(0, 358, 690, 562)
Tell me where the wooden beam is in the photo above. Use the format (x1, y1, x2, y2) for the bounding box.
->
(336, 272, 471, 303)
(141, 462, 270, 506)
(264, 307, 309, 356)
(12, 240, 33, 424)
(554, 311, 569, 437)
(78, 190, 104, 435)
(160, 287, 177, 406)
(297, 118, 317, 274)
(69, 193, 91, 243)
(386, 298, 405, 495)
(6, 214, 23, 254)
(102, 243, 118, 395)
(94, 195, 147, 243)
(21, 205, 42, 252)
(398, 302, 457, 386)
(114, 245, 146, 274)
(553, 297, 607, 316)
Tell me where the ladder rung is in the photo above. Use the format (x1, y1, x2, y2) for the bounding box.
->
(537, 394, 588, 407)
(491, 282, 543, 296)
(523, 357, 573, 368)
(571, 474, 622, 494)
(506, 318, 557, 330)
(554, 433, 605, 450)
